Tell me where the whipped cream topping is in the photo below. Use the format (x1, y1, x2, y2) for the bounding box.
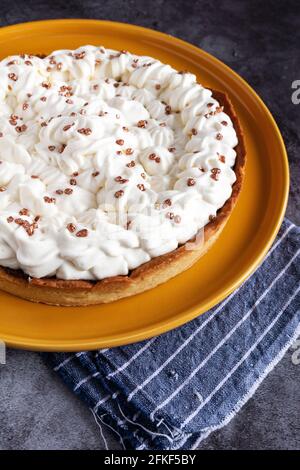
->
(0, 46, 238, 280)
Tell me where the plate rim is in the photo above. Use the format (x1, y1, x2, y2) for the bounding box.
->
(0, 19, 289, 351)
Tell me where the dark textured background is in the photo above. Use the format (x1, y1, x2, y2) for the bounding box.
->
(0, 0, 299, 450)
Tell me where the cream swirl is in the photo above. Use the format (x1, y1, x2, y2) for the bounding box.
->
(0, 46, 238, 280)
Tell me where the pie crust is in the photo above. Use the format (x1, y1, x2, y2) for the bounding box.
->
(0, 90, 245, 306)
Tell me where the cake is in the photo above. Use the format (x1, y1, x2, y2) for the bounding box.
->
(0, 46, 245, 305)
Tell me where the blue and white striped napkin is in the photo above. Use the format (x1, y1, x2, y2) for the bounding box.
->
(44, 219, 300, 450)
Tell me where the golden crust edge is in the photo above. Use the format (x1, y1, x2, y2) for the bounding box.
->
(0, 90, 246, 306)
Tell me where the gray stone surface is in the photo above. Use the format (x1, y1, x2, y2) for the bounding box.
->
(0, 0, 299, 450)
(0, 346, 299, 450)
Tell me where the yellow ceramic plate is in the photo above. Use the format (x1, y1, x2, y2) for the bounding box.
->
(0, 20, 289, 351)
